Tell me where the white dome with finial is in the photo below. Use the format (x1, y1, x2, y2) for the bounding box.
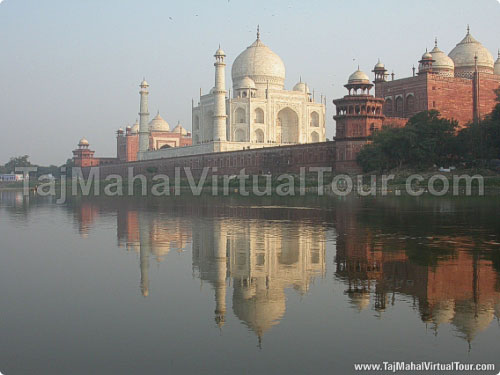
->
(78, 137, 89, 146)
(149, 111, 170, 132)
(235, 76, 256, 89)
(374, 59, 385, 69)
(348, 68, 370, 84)
(232, 26, 286, 90)
(430, 38, 455, 76)
(293, 79, 310, 94)
(448, 26, 494, 76)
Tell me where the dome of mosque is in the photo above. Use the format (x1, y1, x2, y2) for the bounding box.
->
(232, 31, 286, 90)
(430, 41, 455, 75)
(149, 112, 170, 132)
(347, 69, 370, 85)
(78, 137, 89, 146)
(448, 28, 494, 73)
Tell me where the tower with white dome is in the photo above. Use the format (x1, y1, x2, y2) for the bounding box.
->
(191, 27, 325, 149)
(138, 79, 150, 159)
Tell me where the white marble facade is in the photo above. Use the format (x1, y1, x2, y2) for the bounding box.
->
(192, 30, 326, 147)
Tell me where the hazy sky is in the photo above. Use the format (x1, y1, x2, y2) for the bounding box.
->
(0, 0, 499, 165)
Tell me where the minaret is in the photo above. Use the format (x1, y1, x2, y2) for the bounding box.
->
(213, 46, 227, 142)
(213, 224, 227, 328)
(473, 54, 480, 124)
(138, 79, 150, 159)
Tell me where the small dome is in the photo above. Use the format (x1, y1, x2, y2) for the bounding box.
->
(431, 41, 455, 75)
(494, 50, 500, 76)
(293, 81, 310, 93)
(131, 120, 139, 134)
(79, 137, 89, 146)
(149, 112, 170, 132)
(235, 76, 256, 89)
(448, 28, 494, 75)
(140, 78, 149, 87)
(374, 59, 385, 69)
(348, 68, 370, 84)
(126, 125, 131, 130)
(215, 46, 225, 56)
(421, 49, 433, 60)
(172, 121, 188, 136)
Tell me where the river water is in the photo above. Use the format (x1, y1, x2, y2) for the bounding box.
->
(0, 191, 499, 374)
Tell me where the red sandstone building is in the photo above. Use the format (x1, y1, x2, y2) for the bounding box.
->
(334, 28, 500, 172)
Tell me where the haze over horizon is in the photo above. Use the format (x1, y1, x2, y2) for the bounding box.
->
(1, 0, 499, 165)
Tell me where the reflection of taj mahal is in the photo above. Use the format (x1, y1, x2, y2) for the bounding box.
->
(192, 217, 326, 342)
(69, 199, 500, 345)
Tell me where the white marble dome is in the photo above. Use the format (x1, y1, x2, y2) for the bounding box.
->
(149, 112, 170, 132)
(431, 42, 455, 76)
(448, 29, 494, 76)
(232, 36, 286, 90)
(235, 76, 256, 89)
(293, 81, 310, 93)
(348, 69, 370, 84)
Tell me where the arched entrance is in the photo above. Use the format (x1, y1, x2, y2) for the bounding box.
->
(276, 107, 299, 143)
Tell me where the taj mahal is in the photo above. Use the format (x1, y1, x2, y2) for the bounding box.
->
(73, 25, 500, 173)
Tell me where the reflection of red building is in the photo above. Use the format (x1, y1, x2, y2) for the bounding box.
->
(334, 205, 500, 343)
(72, 138, 118, 167)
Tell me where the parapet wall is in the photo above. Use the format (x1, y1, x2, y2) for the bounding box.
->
(85, 141, 337, 178)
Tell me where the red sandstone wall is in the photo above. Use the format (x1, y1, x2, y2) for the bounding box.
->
(80, 142, 337, 178)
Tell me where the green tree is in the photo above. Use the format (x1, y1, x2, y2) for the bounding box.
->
(2, 155, 32, 173)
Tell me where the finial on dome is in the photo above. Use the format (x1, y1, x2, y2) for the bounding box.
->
(467, 24, 470, 35)
(435, 37, 438, 48)
(257, 25, 260, 40)
(498, 49, 500, 58)
(299, 75, 302, 83)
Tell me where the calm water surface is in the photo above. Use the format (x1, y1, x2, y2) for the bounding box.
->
(0, 192, 499, 375)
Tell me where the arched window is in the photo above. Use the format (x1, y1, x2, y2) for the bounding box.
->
(310, 131, 319, 143)
(235, 108, 246, 123)
(255, 108, 264, 123)
(234, 128, 246, 142)
(385, 98, 393, 114)
(254, 129, 264, 143)
(194, 115, 200, 130)
(406, 95, 415, 113)
(310, 111, 319, 127)
(395, 97, 403, 113)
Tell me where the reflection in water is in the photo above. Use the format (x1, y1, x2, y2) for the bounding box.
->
(4, 194, 499, 348)
(334, 199, 500, 347)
